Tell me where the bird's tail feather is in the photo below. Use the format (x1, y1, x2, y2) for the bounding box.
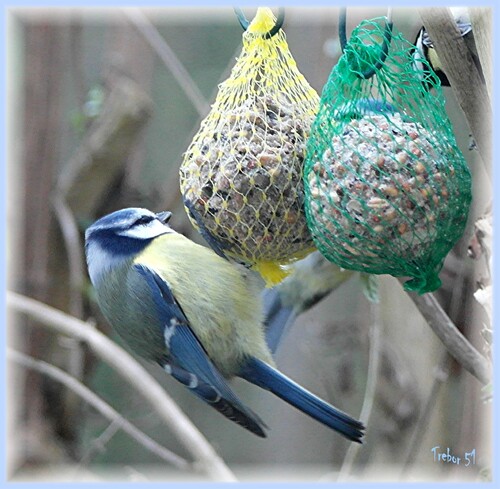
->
(240, 357, 365, 443)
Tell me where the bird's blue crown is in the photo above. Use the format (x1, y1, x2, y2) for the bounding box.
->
(85, 208, 172, 284)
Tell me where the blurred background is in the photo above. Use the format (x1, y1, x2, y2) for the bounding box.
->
(6, 6, 492, 482)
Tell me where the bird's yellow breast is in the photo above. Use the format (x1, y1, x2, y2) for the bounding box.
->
(134, 232, 274, 376)
(428, 47, 442, 71)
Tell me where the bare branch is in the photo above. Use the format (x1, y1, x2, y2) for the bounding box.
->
(400, 351, 450, 477)
(51, 192, 85, 319)
(398, 280, 491, 385)
(418, 8, 491, 179)
(77, 419, 122, 467)
(337, 300, 382, 481)
(57, 77, 153, 216)
(7, 291, 237, 482)
(469, 8, 493, 101)
(8, 348, 188, 471)
(50, 191, 86, 387)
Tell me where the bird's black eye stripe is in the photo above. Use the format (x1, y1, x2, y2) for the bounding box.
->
(134, 215, 154, 226)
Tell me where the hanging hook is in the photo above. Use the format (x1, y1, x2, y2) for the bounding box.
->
(339, 7, 393, 79)
(234, 7, 285, 39)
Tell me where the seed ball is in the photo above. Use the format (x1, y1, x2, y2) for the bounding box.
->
(180, 95, 315, 263)
(308, 113, 454, 261)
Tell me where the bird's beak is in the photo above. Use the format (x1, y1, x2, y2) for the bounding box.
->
(156, 211, 172, 224)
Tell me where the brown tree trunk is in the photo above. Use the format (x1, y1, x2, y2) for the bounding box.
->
(20, 21, 69, 465)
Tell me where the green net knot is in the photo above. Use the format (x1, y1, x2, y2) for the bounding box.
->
(402, 261, 444, 294)
(338, 17, 391, 80)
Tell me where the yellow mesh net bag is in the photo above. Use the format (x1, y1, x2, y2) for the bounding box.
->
(179, 7, 319, 286)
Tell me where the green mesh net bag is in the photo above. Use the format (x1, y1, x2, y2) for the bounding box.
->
(303, 17, 472, 294)
(180, 8, 319, 287)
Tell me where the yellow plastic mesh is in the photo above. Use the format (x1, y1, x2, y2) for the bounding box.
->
(179, 8, 319, 286)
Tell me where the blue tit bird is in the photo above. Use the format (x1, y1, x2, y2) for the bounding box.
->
(412, 8, 483, 90)
(263, 252, 354, 355)
(85, 207, 365, 441)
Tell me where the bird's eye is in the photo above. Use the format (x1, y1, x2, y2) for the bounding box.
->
(135, 215, 153, 226)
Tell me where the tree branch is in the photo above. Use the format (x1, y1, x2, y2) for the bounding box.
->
(57, 77, 153, 216)
(398, 280, 491, 385)
(7, 348, 188, 471)
(417, 8, 491, 179)
(7, 291, 237, 482)
(469, 8, 492, 101)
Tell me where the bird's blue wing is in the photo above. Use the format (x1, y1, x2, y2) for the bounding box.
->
(134, 263, 267, 437)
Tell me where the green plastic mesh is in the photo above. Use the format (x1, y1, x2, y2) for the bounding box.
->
(303, 18, 472, 294)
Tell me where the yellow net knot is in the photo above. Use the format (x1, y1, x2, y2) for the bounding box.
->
(247, 7, 277, 34)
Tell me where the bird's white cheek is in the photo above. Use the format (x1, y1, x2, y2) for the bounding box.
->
(86, 243, 122, 286)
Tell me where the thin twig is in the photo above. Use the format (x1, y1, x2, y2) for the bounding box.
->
(51, 191, 86, 383)
(398, 280, 490, 385)
(124, 8, 210, 117)
(400, 351, 450, 478)
(7, 348, 188, 471)
(7, 291, 237, 482)
(51, 192, 85, 319)
(77, 419, 122, 467)
(337, 300, 382, 481)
